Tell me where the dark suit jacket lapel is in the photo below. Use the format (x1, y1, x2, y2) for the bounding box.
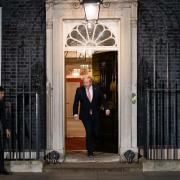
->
(92, 85, 96, 103)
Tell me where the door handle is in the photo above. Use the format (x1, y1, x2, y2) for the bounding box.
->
(131, 93, 137, 104)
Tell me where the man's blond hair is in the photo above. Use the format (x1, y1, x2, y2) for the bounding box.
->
(82, 75, 93, 82)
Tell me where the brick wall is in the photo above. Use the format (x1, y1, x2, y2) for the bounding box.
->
(137, 0, 180, 147)
(0, 0, 46, 151)
(1, 0, 180, 152)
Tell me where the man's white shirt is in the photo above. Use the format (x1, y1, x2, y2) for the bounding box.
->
(86, 85, 93, 102)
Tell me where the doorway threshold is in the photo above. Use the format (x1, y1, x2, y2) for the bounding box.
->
(64, 151, 120, 163)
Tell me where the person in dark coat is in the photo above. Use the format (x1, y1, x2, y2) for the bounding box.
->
(0, 87, 11, 175)
(73, 76, 110, 158)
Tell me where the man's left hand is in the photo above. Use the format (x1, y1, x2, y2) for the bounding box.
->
(5, 129, 11, 139)
(105, 109, 110, 116)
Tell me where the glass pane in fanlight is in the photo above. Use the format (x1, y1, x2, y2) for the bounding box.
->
(96, 30, 111, 43)
(67, 39, 83, 46)
(99, 38, 115, 46)
(87, 23, 95, 40)
(71, 30, 86, 43)
(78, 25, 88, 40)
(93, 24, 104, 40)
(84, 3, 99, 21)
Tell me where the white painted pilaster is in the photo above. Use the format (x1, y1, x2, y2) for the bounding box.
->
(119, 1, 138, 157)
(131, 1, 138, 150)
(46, 1, 54, 152)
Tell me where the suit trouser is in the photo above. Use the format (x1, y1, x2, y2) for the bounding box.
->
(0, 128, 4, 171)
(82, 114, 100, 154)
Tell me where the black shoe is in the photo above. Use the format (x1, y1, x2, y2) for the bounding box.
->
(87, 151, 93, 155)
(88, 155, 94, 160)
(87, 152, 94, 159)
(0, 170, 11, 175)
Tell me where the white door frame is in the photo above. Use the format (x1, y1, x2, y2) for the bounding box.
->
(63, 48, 120, 155)
(63, 18, 120, 154)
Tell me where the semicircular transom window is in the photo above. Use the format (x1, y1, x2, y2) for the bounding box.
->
(66, 23, 117, 47)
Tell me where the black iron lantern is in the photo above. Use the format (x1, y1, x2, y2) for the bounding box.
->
(80, 0, 103, 23)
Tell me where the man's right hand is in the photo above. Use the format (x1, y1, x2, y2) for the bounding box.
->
(73, 114, 79, 120)
(5, 129, 11, 139)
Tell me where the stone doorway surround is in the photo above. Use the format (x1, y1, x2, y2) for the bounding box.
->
(46, 0, 138, 161)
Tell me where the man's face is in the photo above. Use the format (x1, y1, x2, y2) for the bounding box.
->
(0, 91, 5, 100)
(83, 78, 92, 88)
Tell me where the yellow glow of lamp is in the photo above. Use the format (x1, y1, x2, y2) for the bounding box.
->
(80, 0, 103, 22)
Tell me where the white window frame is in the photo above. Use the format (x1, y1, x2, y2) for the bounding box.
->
(65, 23, 117, 48)
(63, 19, 120, 52)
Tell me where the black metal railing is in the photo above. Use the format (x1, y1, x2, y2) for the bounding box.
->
(4, 90, 45, 160)
(143, 84, 180, 160)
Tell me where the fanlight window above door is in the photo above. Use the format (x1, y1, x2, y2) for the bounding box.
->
(66, 23, 117, 47)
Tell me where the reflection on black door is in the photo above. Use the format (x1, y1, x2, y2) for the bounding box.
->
(92, 51, 118, 153)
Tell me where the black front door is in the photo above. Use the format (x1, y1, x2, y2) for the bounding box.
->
(92, 51, 118, 153)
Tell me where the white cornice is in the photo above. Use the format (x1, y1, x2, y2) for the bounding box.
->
(46, 0, 138, 5)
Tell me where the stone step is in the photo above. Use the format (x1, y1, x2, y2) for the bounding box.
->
(43, 162, 143, 175)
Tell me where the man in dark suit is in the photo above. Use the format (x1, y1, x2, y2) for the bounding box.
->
(73, 76, 110, 158)
(0, 87, 11, 175)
